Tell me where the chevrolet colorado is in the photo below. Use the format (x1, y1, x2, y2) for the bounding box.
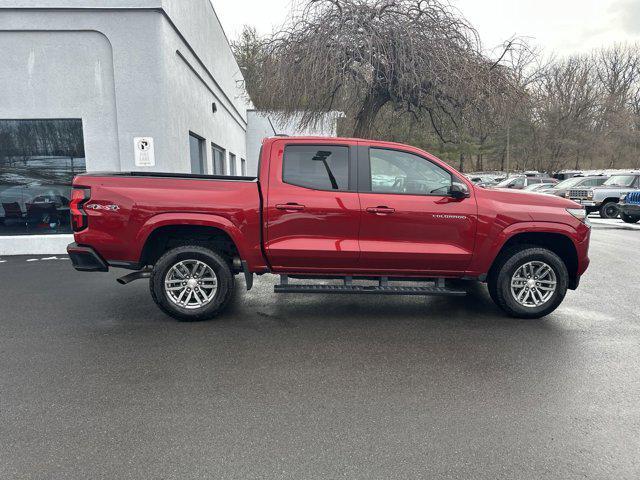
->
(68, 137, 591, 321)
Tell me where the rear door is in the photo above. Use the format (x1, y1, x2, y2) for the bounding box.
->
(264, 141, 361, 272)
(357, 145, 477, 274)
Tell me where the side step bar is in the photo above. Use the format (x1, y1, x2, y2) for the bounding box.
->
(274, 276, 466, 297)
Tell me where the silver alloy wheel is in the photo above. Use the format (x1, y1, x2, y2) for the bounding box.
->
(510, 261, 557, 308)
(164, 259, 218, 310)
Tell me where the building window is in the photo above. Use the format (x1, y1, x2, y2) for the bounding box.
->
(212, 143, 226, 175)
(189, 132, 205, 174)
(229, 153, 237, 176)
(282, 145, 349, 191)
(0, 119, 86, 236)
(241, 158, 247, 176)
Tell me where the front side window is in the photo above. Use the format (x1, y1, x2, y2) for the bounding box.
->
(0, 119, 86, 236)
(283, 145, 349, 191)
(370, 148, 452, 195)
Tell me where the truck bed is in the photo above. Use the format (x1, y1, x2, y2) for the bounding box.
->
(82, 171, 258, 182)
(73, 172, 264, 268)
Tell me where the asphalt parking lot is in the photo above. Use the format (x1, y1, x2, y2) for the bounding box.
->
(1, 219, 639, 479)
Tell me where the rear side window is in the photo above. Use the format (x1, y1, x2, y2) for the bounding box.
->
(283, 145, 349, 191)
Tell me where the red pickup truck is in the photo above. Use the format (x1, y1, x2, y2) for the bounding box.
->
(68, 136, 591, 321)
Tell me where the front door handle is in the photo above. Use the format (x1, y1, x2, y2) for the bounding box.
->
(366, 206, 395, 215)
(276, 203, 305, 211)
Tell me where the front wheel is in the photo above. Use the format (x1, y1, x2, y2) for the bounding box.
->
(149, 245, 235, 321)
(599, 201, 619, 219)
(621, 213, 640, 224)
(489, 247, 569, 319)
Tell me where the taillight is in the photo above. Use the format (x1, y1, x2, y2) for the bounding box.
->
(70, 188, 90, 232)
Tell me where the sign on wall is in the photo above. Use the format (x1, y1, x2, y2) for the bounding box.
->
(134, 137, 155, 167)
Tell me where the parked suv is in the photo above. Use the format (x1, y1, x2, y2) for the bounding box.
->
(572, 173, 640, 218)
(619, 191, 640, 224)
(541, 175, 608, 198)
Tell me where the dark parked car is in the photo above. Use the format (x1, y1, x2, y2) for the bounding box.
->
(619, 191, 640, 224)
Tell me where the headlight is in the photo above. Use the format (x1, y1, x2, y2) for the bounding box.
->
(587, 191, 594, 199)
(567, 208, 588, 223)
(620, 194, 627, 202)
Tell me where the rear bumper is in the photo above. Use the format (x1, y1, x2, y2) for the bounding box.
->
(67, 243, 109, 272)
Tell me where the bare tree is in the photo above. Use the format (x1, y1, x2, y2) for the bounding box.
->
(233, 3, 640, 173)
(239, 0, 501, 139)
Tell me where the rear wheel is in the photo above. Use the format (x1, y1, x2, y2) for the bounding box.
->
(488, 246, 568, 319)
(599, 201, 619, 219)
(621, 213, 640, 224)
(149, 245, 234, 321)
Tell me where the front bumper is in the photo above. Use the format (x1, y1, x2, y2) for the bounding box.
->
(67, 243, 109, 272)
(619, 203, 640, 216)
(575, 200, 598, 207)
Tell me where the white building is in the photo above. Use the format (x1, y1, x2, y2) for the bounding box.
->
(0, 0, 343, 255)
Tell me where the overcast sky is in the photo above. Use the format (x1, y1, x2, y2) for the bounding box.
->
(213, 0, 640, 57)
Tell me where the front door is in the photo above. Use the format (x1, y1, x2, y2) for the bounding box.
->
(357, 146, 477, 275)
(264, 143, 361, 272)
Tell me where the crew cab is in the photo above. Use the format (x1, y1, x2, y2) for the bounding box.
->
(68, 137, 591, 321)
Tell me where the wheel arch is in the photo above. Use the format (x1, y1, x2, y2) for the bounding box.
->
(136, 214, 246, 268)
(488, 230, 579, 290)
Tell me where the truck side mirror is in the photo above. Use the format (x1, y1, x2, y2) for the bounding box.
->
(449, 183, 470, 200)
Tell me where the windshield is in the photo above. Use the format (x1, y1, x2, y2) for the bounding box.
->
(554, 177, 584, 189)
(603, 175, 636, 187)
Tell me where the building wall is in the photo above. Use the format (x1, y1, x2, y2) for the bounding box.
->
(0, 1, 251, 254)
(0, 29, 121, 171)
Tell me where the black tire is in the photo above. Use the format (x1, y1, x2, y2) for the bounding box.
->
(621, 213, 640, 224)
(488, 246, 569, 319)
(599, 201, 619, 219)
(149, 245, 234, 322)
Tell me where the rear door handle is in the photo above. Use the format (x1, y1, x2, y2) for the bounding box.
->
(366, 206, 395, 215)
(276, 203, 305, 211)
